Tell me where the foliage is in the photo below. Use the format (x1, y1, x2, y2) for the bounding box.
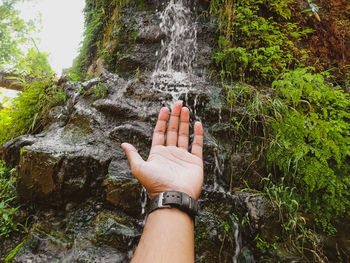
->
(16, 44, 54, 77)
(0, 78, 66, 145)
(69, 2, 104, 81)
(226, 67, 350, 233)
(0, 161, 18, 238)
(254, 234, 277, 254)
(0, 0, 52, 77)
(69, 0, 140, 80)
(267, 68, 350, 232)
(210, 0, 311, 84)
(263, 175, 327, 259)
(5, 241, 24, 263)
(93, 82, 109, 98)
(0, 0, 34, 71)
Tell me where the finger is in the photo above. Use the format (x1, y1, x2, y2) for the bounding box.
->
(166, 101, 182, 146)
(191, 121, 203, 159)
(152, 107, 170, 147)
(121, 143, 145, 179)
(177, 107, 190, 150)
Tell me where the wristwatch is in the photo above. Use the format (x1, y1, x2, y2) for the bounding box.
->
(148, 191, 199, 218)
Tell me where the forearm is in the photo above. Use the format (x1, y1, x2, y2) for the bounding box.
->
(131, 208, 195, 263)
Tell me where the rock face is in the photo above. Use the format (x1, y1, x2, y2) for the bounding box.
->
(0, 1, 268, 262)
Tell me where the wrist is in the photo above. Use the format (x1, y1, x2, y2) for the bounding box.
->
(148, 206, 194, 223)
(148, 191, 199, 219)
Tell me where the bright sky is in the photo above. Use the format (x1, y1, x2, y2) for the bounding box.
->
(17, 0, 85, 75)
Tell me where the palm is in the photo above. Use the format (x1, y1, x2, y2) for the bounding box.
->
(139, 146, 203, 199)
(122, 102, 204, 200)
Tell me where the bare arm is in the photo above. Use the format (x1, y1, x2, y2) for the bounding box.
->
(121, 101, 204, 263)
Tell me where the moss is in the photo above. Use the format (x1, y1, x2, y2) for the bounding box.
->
(93, 212, 140, 251)
(210, 0, 310, 84)
(69, 0, 143, 80)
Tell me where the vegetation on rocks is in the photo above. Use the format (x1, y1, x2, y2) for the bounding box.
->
(0, 161, 18, 238)
(69, 0, 140, 80)
(0, 0, 349, 262)
(211, 0, 350, 260)
(0, 78, 66, 145)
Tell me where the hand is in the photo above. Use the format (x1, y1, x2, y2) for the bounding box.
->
(121, 101, 204, 200)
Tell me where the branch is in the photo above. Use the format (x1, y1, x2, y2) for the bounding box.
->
(0, 72, 40, 91)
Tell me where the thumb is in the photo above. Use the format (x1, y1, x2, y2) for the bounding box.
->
(121, 143, 145, 178)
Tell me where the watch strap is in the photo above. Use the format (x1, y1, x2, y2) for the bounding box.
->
(148, 191, 199, 217)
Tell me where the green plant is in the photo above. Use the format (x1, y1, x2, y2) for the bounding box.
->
(68, 0, 135, 80)
(0, 198, 18, 237)
(262, 175, 327, 259)
(210, 0, 311, 84)
(0, 161, 19, 238)
(76, 85, 87, 95)
(0, 78, 66, 144)
(254, 234, 277, 254)
(5, 241, 24, 263)
(93, 82, 109, 98)
(267, 68, 350, 233)
(69, 2, 104, 80)
(133, 68, 146, 81)
(0, 0, 35, 70)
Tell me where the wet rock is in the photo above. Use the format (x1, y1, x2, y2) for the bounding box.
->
(136, 24, 165, 44)
(92, 212, 140, 252)
(116, 54, 145, 76)
(0, 135, 36, 166)
(62, 244, 130, 263)
(92, 98, 140, 121)
(17, 149, 60, 202)
(195, 211, 241, 262)
(109, 121, 152, 146)
(17, 145, 110, 206)
(10, 224, 69, 263)
(58, 155, 108, 202)
(239, 192, 265, 231)
(103, 159, 142, 217)
(6, 220, 133, 263)
(0, 1, 282, 261)
(43, 105, 69, 128)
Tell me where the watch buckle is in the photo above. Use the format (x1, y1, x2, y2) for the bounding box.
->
(158, 192, 171, 208)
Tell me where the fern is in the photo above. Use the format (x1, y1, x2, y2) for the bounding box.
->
(267, 68, 350, 232)
(0, 78, 65, 144)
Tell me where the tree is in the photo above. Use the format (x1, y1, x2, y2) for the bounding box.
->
(0, 0, 32, 69)
(0, 0, 53, 77)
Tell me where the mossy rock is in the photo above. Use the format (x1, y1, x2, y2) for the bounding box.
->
(92, 212, 140, 252)
(6, 224, 70, 263)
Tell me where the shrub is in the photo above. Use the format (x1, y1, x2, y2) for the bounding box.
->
(0, 78, 66, 145)
(267, 68, 350, 232)
(211, 0, 310, 84)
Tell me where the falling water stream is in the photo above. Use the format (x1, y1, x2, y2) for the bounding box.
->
(152, 0, 198, 103)
(150, 1, 242, 261)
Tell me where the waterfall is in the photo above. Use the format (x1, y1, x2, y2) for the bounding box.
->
(155, 0, 197, 74)
(152, 0, 198, 103)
